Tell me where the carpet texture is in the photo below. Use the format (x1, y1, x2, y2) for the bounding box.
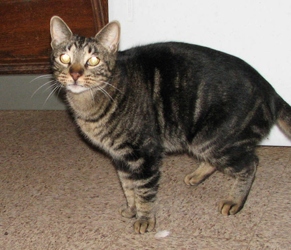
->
(1, 111, 291, 249)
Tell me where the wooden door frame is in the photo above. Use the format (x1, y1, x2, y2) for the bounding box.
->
(91, 0, 108, 33)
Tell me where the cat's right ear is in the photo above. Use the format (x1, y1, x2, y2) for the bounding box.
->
(50, 16, 73, 48)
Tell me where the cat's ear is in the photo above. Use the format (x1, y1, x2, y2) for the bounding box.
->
(50, 16, 73, 48)
(95, 21, 120, 53)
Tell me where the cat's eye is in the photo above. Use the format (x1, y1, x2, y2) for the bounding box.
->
(60, 54, 71, 64)
(87, 56, 100, 67)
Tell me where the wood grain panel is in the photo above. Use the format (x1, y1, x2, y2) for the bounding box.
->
(0, 0, 108, 74)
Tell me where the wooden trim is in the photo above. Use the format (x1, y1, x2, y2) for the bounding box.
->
(0, 62, 51, 75)
(91, 0, 109, 33)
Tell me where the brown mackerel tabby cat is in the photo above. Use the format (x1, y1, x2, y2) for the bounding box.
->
(50, 16, 291, 234)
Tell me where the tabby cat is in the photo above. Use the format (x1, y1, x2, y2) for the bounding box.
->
(50, 16, 291, 234)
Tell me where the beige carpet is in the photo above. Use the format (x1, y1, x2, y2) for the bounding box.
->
(1, 110, 291, 249)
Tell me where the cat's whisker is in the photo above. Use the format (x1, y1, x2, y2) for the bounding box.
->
(29, 74, 52, 83)
(96, 86, 114, 102)
(43, 82, 58, 93)
(56, 85, 64, 97)
(102, 81, 123, 93)
(42, 85, 61, 107)
(89, 88, 94, 101)
(31, 80, 56, 98)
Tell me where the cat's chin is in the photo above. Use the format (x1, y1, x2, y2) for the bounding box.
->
(66, 84, 89, 94)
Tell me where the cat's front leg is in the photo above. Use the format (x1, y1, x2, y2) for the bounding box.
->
(117, 166, 160, 234)
(132, 172, 160, 233)
(118, 171, 137, 218)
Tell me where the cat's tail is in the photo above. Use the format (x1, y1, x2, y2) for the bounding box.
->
(276, 96, 291, 138)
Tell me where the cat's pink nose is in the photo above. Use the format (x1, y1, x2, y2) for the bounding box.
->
(70, 72, 81, 81)
(69, 63, 84, 82)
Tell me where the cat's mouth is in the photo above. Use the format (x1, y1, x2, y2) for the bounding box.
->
(66, 83, 89, 94)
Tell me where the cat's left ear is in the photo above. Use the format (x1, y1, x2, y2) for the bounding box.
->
(95, 21, 120, 53)
(50, 16, 73, 48)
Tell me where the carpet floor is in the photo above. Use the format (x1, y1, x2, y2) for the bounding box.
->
(1, 111, 291, 249)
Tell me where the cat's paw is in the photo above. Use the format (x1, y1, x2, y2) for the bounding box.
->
(119, 205, 136, 218)
(184, 163, 216, 186)
(134, 216, 156, 234)
(184, 173, 201, 186)
(218, 199, 243, 215)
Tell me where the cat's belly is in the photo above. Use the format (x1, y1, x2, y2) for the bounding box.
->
(162, 132, 219, 162)
(162, 136, 187, 153)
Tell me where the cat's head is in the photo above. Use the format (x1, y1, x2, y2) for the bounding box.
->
(50, 16, 120, 94)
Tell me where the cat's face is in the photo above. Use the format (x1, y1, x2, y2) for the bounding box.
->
(50, 16, 120, 94)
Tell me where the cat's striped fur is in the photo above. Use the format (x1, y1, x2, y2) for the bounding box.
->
(50, 16, 291, 233)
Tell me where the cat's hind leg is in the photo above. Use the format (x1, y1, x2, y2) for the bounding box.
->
(218, 157, 258, 215)
(184, 162, 216, 186)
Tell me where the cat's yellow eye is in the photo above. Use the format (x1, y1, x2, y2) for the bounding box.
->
(87, 56, 100, 67)
(60, 54, 71, 64)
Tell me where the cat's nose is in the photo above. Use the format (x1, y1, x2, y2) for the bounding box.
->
(69, 63, 84, 82)
(70, 72, 82, 81)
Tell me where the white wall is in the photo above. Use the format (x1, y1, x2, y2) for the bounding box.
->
(109, 0, 291, 146)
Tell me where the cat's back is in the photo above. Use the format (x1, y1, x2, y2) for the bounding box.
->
(116, 42, 274, 98)
(117, 42, 246, 70)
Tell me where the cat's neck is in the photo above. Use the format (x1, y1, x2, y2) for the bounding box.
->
(66, 87, 116, 121)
